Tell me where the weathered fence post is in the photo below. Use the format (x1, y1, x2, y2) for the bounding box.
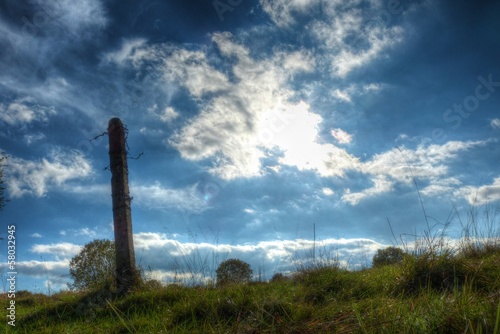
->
(108, 117, 139, 294)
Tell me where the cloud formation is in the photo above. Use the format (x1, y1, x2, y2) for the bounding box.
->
(491, 119, 500, 129)
(31, 242, 82, 259)
(6, 149, 93, 198)
(111, 32, 360, 180)
(460, 177, 500, 206)
(0, 97, 55, 126)
(260, 0, 406, 77)
(343, 140, 491, 205)
(132, 182, 213, 214)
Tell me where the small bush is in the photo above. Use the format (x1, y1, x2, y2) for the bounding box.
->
(16, 290, 34, 298)
(216, 259, 253, 287)
(395, 251, 470, 294)
(270, 273, 288, 283)
(372, 246, 405, 268)
(68, 239, 115, 292)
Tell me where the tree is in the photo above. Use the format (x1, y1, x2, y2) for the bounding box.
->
(68, 239, 116, 291)
(216, 259, 253, 287)
(270, 273, 288, 283)
(0, 154, 8, 211)
(372, 246, 405, 268)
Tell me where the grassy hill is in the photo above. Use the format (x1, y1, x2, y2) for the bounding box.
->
(4, 243, 500, 334)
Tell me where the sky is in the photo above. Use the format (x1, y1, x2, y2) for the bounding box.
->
(0, 0, 499, 293)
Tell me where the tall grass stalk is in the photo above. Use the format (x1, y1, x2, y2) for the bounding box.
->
(106, 299, 136, 333)
(353, 304, 369, 334)
(494, 300, 500, 334)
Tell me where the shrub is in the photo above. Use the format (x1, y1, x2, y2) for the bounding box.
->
(395, 251, 469, 294)
(372, 246, 405, 268)
(68, 239, 115, 291)
(216, 259, 253, 287)
(270, 273, 288, 283)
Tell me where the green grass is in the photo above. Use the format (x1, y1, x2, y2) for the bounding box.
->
(3, 245, 500, 334)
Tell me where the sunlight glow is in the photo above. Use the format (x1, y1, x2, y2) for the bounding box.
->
(257, 101, 358, 176)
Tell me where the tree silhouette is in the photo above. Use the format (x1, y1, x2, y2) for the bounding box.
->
(216, 259, 253, 287)
(68, 239, 115, 291)
(372, 246, 405, 268)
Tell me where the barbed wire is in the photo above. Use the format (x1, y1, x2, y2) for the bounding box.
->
(90, 121, 144, 171)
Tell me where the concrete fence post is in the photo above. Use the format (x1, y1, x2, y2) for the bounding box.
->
(108, 117, 139, 294)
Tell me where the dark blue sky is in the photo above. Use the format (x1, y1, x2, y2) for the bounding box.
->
(0, 0, 499, 292)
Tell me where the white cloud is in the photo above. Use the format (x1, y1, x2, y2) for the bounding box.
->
(322, 187, 334, 196)
(75, 228, 97, 238)
(131, 182, 211, 213)
(104, 27, 495, 205)
(278, 49, 316, 72)
(342, 176, 393, 205)
(0, 97, 55, 125)
(259, 0, 323, 26)
(31, 233, 42, 238)
(332, 83, 383, 103)
(137, 46, 231, 99)
(342, 140, 490, 205)
(260, 101, 359, 177)
(120, 33, 355, 180)
(103, 38, 147, 65)
(331, 128, 353, 144)
(421, 177, 461, 197)
(460, 178, 500, 206)
(332, 89, 352, 102)
(491, 119, 500, 129)
(0, 259, 72, 293)
(331, 27, 403, 77)
(149, 104, 179, 123)
(310, 3, 404, 77)
(160, 107, 179, 123)
(24, 132, 46, 145)
(31, 242, 82, 259)
(6, 260, 70, 278)
(260, 0, 407, 77)
(6, 149, 93, 198)
(160, 34, 308, 178)
(362, 141, 486, 182)
(363, 83, 383, 92)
